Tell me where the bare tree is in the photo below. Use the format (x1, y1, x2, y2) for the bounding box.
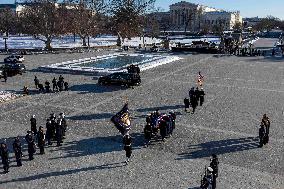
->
(109, 0, 155, 45)
(20, 0, 65, 50)
(0, 7, 17, 36)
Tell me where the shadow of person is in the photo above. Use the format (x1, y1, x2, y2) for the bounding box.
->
(48, 132, 145, 160)
(177, 136, 259, 160)
(0, 162, 125, 184)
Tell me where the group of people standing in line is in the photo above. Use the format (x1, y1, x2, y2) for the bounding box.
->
(0, 112, 67, 173)
(23, 75, 69, 95)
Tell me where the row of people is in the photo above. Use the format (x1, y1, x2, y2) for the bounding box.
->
(0, 112, 67, 173)
(34, 75, 69, 93)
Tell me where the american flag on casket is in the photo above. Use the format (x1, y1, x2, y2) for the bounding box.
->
(155, 114, 170, 128)
(111, 103, 131, 135)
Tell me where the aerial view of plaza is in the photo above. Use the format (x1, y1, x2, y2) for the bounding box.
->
(0, 0, 283, 188)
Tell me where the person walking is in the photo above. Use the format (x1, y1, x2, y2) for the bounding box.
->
(123, 134, 132, 164)
(13, 136, 22, 167)
(210, 154, 219, 189)
(258, 122, 265, 148)
(0, 142, 9, 173)
(52, 77, 58, 91)
(262, 114, 270, 144)
(144, 122, 152, 147)
(46, 119, 53, 145)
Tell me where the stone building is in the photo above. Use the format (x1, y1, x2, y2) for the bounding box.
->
(169, 1, 242, 32)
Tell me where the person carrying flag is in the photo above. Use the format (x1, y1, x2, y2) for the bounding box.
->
(123, 134, 132, 164)
(198, 71, 204, 87)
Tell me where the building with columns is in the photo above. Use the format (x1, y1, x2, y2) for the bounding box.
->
(169, 1, 242, 32)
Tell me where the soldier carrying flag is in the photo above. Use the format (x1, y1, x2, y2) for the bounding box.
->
(111, 102, 131, 135)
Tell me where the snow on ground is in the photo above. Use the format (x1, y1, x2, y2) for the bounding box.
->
(0, 91, 22, 103)
(0, 35, 163, 49)
(0, 35, 222, 50)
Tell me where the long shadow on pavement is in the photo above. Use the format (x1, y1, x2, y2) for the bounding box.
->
(0, 162, 125, 184)
(68, 112, 114, 121)
(177, 136, 259, 160)
(49, 132, 145, 160)
(136, 105, 184, 113)
(69, 83, 125, 94)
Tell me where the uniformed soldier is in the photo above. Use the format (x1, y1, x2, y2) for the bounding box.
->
(50, 113, 57, 140)
(45, 80, 51, 93)
(46, 119, 53, 145)
(59, 113, 67, 138)
(199, 88, 206, 106)
(184, 97, 190, 112)
(25, 131, 36, 160)
(259, 122, 265, 148)
(30, 115, 37, 135)
(123, 134, 132, 164)
(210, 154, 219, 189)
(200, 167, 213, 189)
(262, 114, 270, 144)
(0, 142, 9, 173)
(13, 136, 22, 166)
(195, 87, 200, 103)
(37, 126, 45, 154)
(52, 77, 58, 91)
(3, 71, 8, 82)
(64, 82, 69, 91)
(34, 76, 39, 89)
(191, 94, 198, 114)
(159, 120, 167, 142)
(56, 119, 63, 146)
(144, 122, 152, 147)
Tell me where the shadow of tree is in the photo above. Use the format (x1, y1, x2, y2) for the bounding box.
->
(177, 137, 259, 160)
(0, 162, 125, 184)
(69, 83, 126, 94)
(49, 132, 145, 160)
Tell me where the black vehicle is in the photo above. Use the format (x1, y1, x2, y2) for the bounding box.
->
(0, 63, 26, 76)
(98, 72, 141, 87)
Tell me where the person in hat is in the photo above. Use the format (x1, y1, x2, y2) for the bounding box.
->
(199, 88, 206, 106)
(13, 136, 22, 167)
(59, 113, 67, 138)
(0, 142, 9, 173)
(200, 167, 213, 189)
(123, 134, 132, 164)
(52, 77, 58, 92)
(25, 131, 36, 160)
(30, 115, 37, 135)
(46, 119, 53, 145)
(37, 126, 45, 154)
(210, 154, 219, 189)
(56, 119, 63, 146)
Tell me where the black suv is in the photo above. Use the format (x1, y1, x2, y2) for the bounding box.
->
(0, 63, 26, 76)
(98, 72, 141, 87)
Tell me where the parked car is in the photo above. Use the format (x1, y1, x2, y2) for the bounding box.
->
(98, 72, 141, 87)
(0, 63, 26, 76)
(4, 55, 25, 63)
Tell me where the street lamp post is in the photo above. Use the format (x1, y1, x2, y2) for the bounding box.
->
(3, 35, 8, 52)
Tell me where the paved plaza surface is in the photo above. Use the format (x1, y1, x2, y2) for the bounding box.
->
(0, 41, 283, 188)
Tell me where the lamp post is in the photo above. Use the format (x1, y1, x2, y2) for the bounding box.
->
(3, 34, 8, 52)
